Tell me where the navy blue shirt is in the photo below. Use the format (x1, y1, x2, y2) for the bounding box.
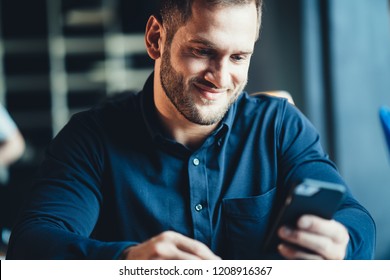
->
(7, 74, 375, 259)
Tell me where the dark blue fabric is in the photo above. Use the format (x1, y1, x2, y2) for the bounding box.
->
(7, 74, 375, 259)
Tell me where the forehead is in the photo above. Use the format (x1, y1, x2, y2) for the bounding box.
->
(172, 2, 258, 51)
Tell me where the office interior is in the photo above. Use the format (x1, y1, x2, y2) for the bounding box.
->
(0, 0, 389, 259)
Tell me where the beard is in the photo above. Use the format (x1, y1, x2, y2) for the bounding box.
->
(159, 47, 246, 126)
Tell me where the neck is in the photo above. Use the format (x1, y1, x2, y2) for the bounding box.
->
(153, 83, 218, 149)
(155, 97, 218, 150)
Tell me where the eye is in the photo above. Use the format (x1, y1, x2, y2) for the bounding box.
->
(231, 54, 247, 62)
(192, 48, 213, 57)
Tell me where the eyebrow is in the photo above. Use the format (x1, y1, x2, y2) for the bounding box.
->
(188, 38, 216, 48)
(188, 38, 254, 54)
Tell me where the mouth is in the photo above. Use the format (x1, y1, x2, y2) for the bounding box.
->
(193, 82, 228, 101)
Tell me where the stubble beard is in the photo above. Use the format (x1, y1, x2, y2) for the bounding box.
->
(159, 47, 245, 126)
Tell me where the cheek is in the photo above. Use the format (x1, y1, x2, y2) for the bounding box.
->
(179, 57, 209, 76)
(232, 65, 250, 85)
(173, 50, 208, 75)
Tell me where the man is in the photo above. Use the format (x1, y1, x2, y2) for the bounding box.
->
(7, 0, 375, 260)
(0, 104, 25, 168)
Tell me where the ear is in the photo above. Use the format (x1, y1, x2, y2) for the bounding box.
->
(145, 15, 164, 60)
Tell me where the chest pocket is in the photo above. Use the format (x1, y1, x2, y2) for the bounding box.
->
(222, 187, 276, 259)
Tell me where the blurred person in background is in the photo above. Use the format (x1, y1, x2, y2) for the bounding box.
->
(0, 103, 25, 256)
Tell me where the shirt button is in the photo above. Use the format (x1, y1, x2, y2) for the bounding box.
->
(193, 158, 200, 166)
(195, 204, 203, 212)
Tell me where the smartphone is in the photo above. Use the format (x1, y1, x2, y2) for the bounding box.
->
(263, 178, 346, 253)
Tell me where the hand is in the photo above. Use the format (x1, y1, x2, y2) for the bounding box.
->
(121, 231, 221, 260)
(277, 215, 350, 260)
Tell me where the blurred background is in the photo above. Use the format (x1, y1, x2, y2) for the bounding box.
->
(0, 0, 389, 259)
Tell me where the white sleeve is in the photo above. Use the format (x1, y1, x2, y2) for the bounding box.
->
(0, 104, 17, 141)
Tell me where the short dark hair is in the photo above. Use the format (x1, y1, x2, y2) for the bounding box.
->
(158, 0, 263, 43)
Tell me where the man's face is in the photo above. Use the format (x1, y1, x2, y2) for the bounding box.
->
(159, 1, 258, 125)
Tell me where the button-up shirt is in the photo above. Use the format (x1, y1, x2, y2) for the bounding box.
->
(7, 74, 375, 259)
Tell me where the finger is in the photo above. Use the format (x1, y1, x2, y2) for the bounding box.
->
(278, 226, 334, 257)
(152, 244, 202, 260)
(157, 231, 220, 260)
(173, 234, 221, 260)
(125, 239, 203, 260)
(278, 223, 348, 259)
(297, 215, 349, 244)
(278, 243, 324, 260)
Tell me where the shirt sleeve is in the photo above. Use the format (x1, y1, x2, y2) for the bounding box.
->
(276, 102, 376, 259)
(6, 112, 136, 259)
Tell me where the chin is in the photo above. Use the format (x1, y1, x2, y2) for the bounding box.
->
(195, 106, 228, 123)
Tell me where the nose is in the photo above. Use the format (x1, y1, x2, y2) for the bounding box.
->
(204, 58, 230, 89)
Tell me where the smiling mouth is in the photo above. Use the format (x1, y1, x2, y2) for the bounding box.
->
(193, 82, 228, 101)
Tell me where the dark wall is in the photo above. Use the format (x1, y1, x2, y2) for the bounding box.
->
(327, 0, 390, 259)
(247, 0, 305, 109)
